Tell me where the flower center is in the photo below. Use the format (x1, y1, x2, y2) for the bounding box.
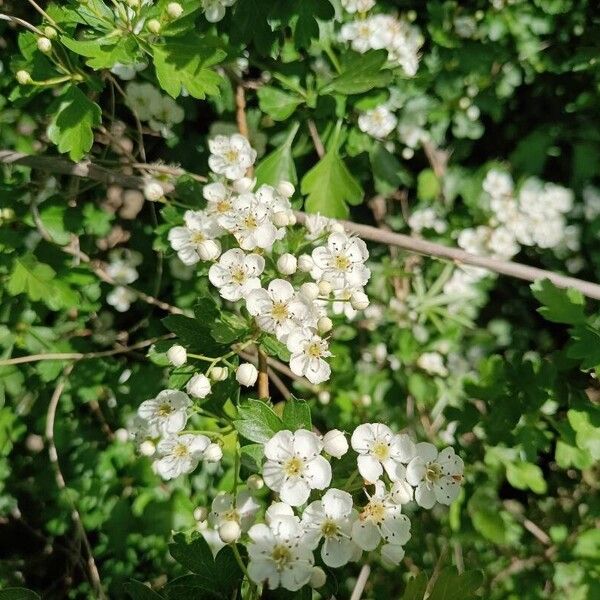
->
(173, 443, 189, 458)
(426, 463, 442, 483)
(225, 149, 239, 163)
(283, 456, 304, 477)
(333, 254, 351, 271)
(190, 231, 205, 245)
(271, 301, 289, 322)
(243, 215, 258, 230)
(230, 267, 247, 284)
(157, 403, 173, 417)
(306, 342, 323, 358)
(321, 519, 339, 538)
(372, 440, 390, 461)
(362, 500, 386, 524)
(271, 544, 291, 570)
(223, 509, 240, 523)
(216, 200, 231, 214)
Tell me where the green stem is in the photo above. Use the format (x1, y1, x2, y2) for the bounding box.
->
(344, 469, 360, 491)
(232, 543, 251, 581)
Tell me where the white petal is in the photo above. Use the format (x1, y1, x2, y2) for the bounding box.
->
(304, 358, 331, 384)
(414, 483, 436, 509)
(352, 520, 380, 551)
(322, 537, 354, 568)
(280, 561, 313, 592)
(280, 478, 311, 506)
(357, 454, 383, 483)
(292, 429, 322, 459)
(381, 543, 405, 565)
(264, 430, 294, 461)
(415, 442, 438, 462)
(248, 557, 276, 585)
(246, 288, 270, 315)
(351, 423, 376, 454)
(322, 488, 353, 520)
(303, 456, 332, 490)
(268, 278, 294, 303)
(406, 457, 427, 486)
(434, 477, 461, 505)
(391, 434, 417, 463)
(380, 512, 411, 545)
(262, 461, 285, 492)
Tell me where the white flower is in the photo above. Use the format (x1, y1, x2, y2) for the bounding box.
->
(247, 514, 313, 591)
(202, 0, 236, 23)
(416, 352, 448, 377)
(340, 20, 377, 53)
(341, 0, 375, 13)
(208, 249, 265, 301)
(186, 373, 212, 398)
(106, 260, 138, 285)
(483, 169, 513, 199)
(168, 210, 222, 265)
(352, 481, 411, 558)
(144, 180, 164, 201)
(351, 423, 416, 483)
(125, 82, 162, 121)
(208, 134, 256, 180)
(286, 330, 332, 385)
(107, 285, 136, 312)
(358, 106, 398, 139)
(219, 193, 278, 250)
(204, 182, 234, 218)
(138, 389, 191, 435)
(406, 443, 464, 508)
(150, 95, 184, 126)
(311, 232, 370, 291)
(304, 213, 335, 240)
(583, 185, 600, 221)
(322, 430, 349, 459)
(262, 429, 332, 506)
(276, 253, 297, 275)
(210, 490, 260, 532)
(110, 61, 147, 81)
(488, 226, 519, 259)
(302, 488, 358, 568)
(167, 344, 187, 367)
(236, 362, 259, 387)
(154, 434, 211, 480)
(408, 207, 447, 234)
(246, 279, 308, 342)
(205, 442, 223, 462)
(167, 2, 184, 18)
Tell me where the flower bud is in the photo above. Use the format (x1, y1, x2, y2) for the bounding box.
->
(297, 254, 313, 272)
(276, 253, 297, 275)
(167, 344, 187, 367)
(140, 440, 156, 456)
(272, 211, 290, 227)
(210, 366, 228, 381)
(166, 1, 184, 18)
(360, 394, 372, 407)
(37, 37, 52, 53)
(197, 239, 221, 261)
(16, 70, 32, 85)
(390, 480, 413, 505)
(330, 222, 345, 233)
(350, 290, 369, 310)
(317, 316, 333, 334)
(322, 429, 348, 458)
(277, 181, 295, 198)
(402, 147, 414, 160)
(44, 26, 58, 39)
(193, 506, 208, 522)
(247, 474, 264, 491)
(232, 177, 255, 193)
(186, 373, 212, 399)
(143, 180, 164, 201)
(300, 282, 319, 300)
(218, 520, 241, 544)
(147, 19, 161, 34)
(318, 390, 330, 405)
(115, 428, 129, 443)
(309, 567, 326, 589)
(204, 443, 223, 462)
(318, 280, 332, 296)
(287, 213, 297, 225)
(236, 363, 258, 387)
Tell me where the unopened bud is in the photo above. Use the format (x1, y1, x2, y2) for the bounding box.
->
(209, 366, 228, 381)
(360, 394, 372, 407)
(16, 70, 32, 85)
(143, 180, 164, 201)
(147, 19, 161, 34)
(37, 37, 52, 53)
(247, 474, 264, 491)
(297, 254, 313, 272)
(276, 253, 297, 275)
(318, 390, 330, 405)
(166, 2, 184, 18)
(115, 428, 129, 443)
(232, 177, 255, 193)
(300, 282, 319, 300)
(236, 363, 258, 387)
(44, 26, 58, 39)
(186, 373, 212, 399)
(219, 520, 241, 544)
(167, 344, 187, 367)
(277, 181, 295, 198)
(204, 443, 223, 462)
(140, 440, 156, 456)
(194, 506, 208, 522)
(272, 211, 290, 227)
(310, 567, 326, 589)
(350, 290, 369, 310)
(317, 316, 333, 334)
(197, 239, 221, 261)
(322, 429, 348, 458)
(318, 280, 332, 296)
(330, 222, 345, 233)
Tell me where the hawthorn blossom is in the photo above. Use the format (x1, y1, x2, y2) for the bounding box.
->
(286, 330, 332, 385)
(105, 259, 138, 285)
(107, 285, 136, 312)
(406, 443, 464, 508)
(262, 429, 332, 506)
(311, 232, 370, 291)
(246, 279, 308, 341)
(209, 490, 260, 532)
(202, 0, 236, 23)
(358, 106, 398, 139)
(208, 134, 256, 180)
(168, 210, 222, 265)
(208, 249, 265, 301)
(154, 433, 211, 480)
(352, 481, 411, 561)
(137, 389, 191, 435)
(302, 488, 358, 568)
(247, 513, 314, 591)
(204, 182, 234, 219)
(125, 82, 162, 121)
(351, 423, 416, 483)
(483, 169, 513, 199)
(341, 0, 375, 13)
(417, 352, 448, 377)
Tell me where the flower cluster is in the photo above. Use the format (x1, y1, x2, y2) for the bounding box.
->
(202, 0, 236, 23)
(168, 134, 372, 384)
(340, 10, 423, 76)
(125, 82, 184, 137)
(105, 249, 142, 312)
(198, 426, 464, 591)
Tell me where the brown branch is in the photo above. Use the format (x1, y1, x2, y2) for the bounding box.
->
(257, 349, 270, 399)
(46, 365, 107, 599)
(5, 150, 600, 300)
(307, 120, 325, 159)
(349, 564, 370, 600)
(267, 367, 292, 400)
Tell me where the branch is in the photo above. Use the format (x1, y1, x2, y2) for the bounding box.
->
(350, 564, 370, 600)
(4, 150, 600, 300)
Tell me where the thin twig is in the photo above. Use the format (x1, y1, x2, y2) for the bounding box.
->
(0, 13, 44, 35)
(235, 85, 253, 177)
(307, 120, 325, 159)
(350, 564, 370, 600)
(257, 349, 269, 399)
(425, 544, 448, 596)
(0, 334, 174, 367)
(46, 365, 107, 599)
(267, 367, 292, 400)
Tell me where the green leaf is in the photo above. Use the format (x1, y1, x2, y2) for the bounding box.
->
(531, 279, 586, 325)
(61, 35, 137, 69)
(230, 0, 276, 55)
(7, 255, 56, 303)
(0, 590, 41, 600)
(123, 581, 164, 600)
(321, 50, 391, 95)
(568, 407, 600, 460)
(428, 568, 484, 600)
(370, 143, 412, 195)
(259, 335, 291, 362)
(234, 399, 283, 443)
(240, 443, 264, 472)
(152, 33, 226, 99)
(567, 324, 600, 372)
(258, 87, 303, 121)
(162, 314, 229, 356)
(282, 397, 312, 431)
(210, 313, 249, 344)
(505, 461, 547, 494)
(401, 573, 428, 600)
(290, 0, 335, 49)
(255, 124, 299, 186)
(301, 150, 363, 218)
(574, 529, 600, 559)
(417, 168, 441, 201)
(47, 86, 101, 161)
(169, 534, 214, 575)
